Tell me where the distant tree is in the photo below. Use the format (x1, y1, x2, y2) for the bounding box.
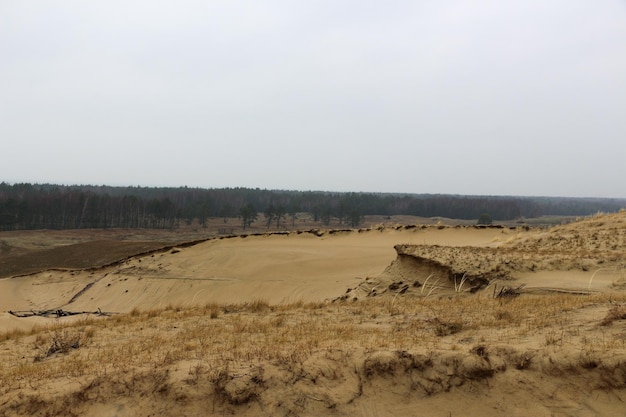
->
(477, 213, 493, 225)
(288, 203, 300, 227)
(311, 205, 321, 222)
(321, 205, 332, 226)
(275, 205, 286, 229)
(347, 208, 363, 228)
(239, 203, 258, 230)
(197, 203, 210, 227)
(264, 204, 276, 229)
(341, 194, 363, 228)
(220, 203, 235, 223)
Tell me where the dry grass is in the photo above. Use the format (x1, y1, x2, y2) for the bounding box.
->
(2, 292, 626, 399)
(2, 293, 626, 416)
(599, 303, 626, 326)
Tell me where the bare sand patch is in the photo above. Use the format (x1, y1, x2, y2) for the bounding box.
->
(0, 226, 511, 315)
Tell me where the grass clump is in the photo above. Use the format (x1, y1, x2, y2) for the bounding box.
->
(599, 304, 626, 326)
(434, 320, 464, 336)
(34, 330, 83, 362)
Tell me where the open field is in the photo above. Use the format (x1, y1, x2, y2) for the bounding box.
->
(1, 212, 625, 416)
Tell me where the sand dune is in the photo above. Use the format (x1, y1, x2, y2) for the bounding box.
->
(0, 226, 514, 315)
(1, 213, 626, 416)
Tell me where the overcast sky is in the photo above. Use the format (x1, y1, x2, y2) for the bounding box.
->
(1, 1, 625, 198)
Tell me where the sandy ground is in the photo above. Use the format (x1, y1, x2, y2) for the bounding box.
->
(1, 212, 626, 416)
(0, 226, 515, 316)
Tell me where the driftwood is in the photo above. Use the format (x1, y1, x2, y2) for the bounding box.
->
(493, 284, 526, 299)
(8, 308, 112, 318)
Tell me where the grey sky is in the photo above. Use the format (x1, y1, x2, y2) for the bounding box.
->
(1, 1, 625, 198)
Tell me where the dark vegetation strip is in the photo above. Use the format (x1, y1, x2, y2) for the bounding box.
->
(1, 182, 625, 231)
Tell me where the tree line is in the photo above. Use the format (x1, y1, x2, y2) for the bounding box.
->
(0, 182, 624, 231)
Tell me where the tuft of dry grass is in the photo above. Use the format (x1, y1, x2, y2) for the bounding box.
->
(599, 304, 626, 326)
(34, 330, 83, 361)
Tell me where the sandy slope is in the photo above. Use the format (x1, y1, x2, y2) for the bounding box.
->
(2, 215, 624, 325)
(0, 226, 513, 317)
